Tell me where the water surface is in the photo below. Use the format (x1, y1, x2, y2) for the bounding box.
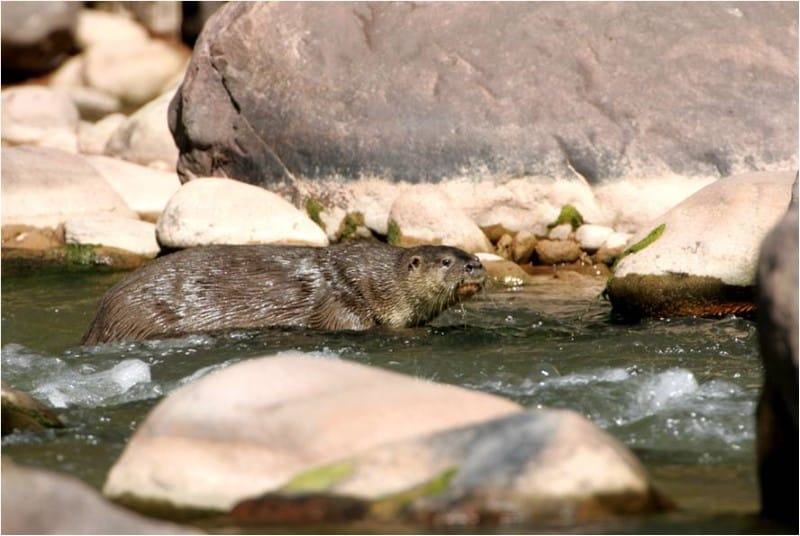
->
(1, 271, 771, 532)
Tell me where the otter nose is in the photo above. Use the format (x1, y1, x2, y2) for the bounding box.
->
(464, 260, 483, 274)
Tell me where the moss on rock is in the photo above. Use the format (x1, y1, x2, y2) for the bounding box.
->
(305, 198, 325, 228)
(386, 219, 402, 246)
(548, 204, 584, 230)
(281, 461, 355, 494)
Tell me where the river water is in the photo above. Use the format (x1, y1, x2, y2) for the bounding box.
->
(0, 270, 782, 533)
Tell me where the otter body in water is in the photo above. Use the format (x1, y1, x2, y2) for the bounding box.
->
(82, 241, 485, 344)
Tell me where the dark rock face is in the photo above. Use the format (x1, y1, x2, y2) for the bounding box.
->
(756, 185, 798, 527)
(170, 2, 798, 187)
(1, 460, 192, 534)
(1, 2, 79, 81)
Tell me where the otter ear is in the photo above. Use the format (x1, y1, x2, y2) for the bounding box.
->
(408, 255, 421, 271)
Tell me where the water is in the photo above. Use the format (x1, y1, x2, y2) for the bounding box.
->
(1, 271, 774, 532)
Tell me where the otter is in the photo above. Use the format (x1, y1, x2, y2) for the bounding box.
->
(81, 241, 486, 344)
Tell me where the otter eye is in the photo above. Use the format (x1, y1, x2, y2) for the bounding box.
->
(441, 258, 452, 268)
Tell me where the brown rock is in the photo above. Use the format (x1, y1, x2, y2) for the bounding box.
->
(511, 230, 537, 264)
(495, 234, 513, 260)
(1, 225, 64, 251)
(534, 239, 582, 265)
(1, 382, 63, 436)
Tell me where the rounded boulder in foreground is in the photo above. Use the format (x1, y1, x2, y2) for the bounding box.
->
(156, 178, 329, 248)
(608, 171, 796, 318)
(102, 353, 520, 513)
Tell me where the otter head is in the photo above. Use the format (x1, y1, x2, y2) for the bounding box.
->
(399, 245, 486, 325)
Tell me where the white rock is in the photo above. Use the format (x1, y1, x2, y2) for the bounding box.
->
(1, 86, 79, 152)
(103, 353, 520, 511)
(156, 178, 329, 248)
(85, 155, 181, 221)
(548, 223, 573, 241)
(78, 114, 127, 155)
(602, 231, 632, 250)
(475, 252, 505, 263)
(389, 187, 493, 253)
(104, 90, 178, 169)
(615, 171, 796, 286)
(84, 39, 188, 108)
(1, 146, 137, 228)
(65, 216, 159, 258)
(575, 224, 614, 251)
(75, 9, 149, 51)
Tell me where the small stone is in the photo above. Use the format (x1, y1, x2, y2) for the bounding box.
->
(575, 224, 614, 252)
(156, 178, 329, 248)
(535, 239, 582, 265)
(65, 216, 160, 259)
(2, 225, 64, 251)
(75, 9, 149, 50)
(495, 234, 513, 260)
(511, 230, 537, 264)
(547, 223, 572, 241)
(594, 245, 625, 266)
(482, 259, 533, 287)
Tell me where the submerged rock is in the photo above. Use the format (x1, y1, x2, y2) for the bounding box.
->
(1, 382, 63, 436)
(388, 188, 492, 253)
(607, 171, 796, 317)
(1, 146, 136, 229)
(156, 178, 329, 248)
(755, 181, 798, 526)
(103, 353, 520, 514)
(2, 459, 192, 534)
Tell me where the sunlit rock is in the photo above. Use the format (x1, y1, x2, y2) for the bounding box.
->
(607, 171, 796, 318)
(387, 187, 492, 253)
(78, 114, 127, 155)
(1, 86, 79, 153)
(65, 216, 160, 259)
(156, 178, 329, 248)
(575, 224, 614, 252)
(1, 382, 62, 436)
(534, 239, 582, 265)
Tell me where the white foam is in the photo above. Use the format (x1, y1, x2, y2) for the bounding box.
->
(634, 368, 698, 413)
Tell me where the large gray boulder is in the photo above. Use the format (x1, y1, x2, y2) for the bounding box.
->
(755, 177, 798, 526)
(168, 3, 797, 232)
(1, 459, 191, 534)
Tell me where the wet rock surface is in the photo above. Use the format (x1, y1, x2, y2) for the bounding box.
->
(755, 182, 798, 526)
(1, 382, 63, 436)
(608, 170, 797, 318)
(1, 459, 193, 534)
(64, 216, 160, 259)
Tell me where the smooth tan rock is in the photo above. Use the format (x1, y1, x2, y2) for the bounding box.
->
(534, 239, 582, 265)
(614, 171, 796, 287)
(1, 86, 79, 152)
(482, 259, 534, 287)
(548, 223, 573, 241)
(67, 86, 123, 121)
(86, 155, 181, 220)
(103, 353, 521, 512)
(84, 39, 188, 108)
(65, 216, 160, 258)
(388, 187, 492, 253)
(156, 178, 329, 248)
(2, 460, 191, 534)
(602, 231, 632, 250)
(104, 90, 179, 169)
(495, 233, 513, 260)
(78, 114, 126, 155)
(2, 225, 64, 251)
(1, 146, 137, 229)
(511, 230, 537, 264)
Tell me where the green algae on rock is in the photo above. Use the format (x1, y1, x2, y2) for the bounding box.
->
(2, 244, 151, 275)
(547, 204, 584, 230)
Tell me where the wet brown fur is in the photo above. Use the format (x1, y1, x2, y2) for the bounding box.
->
(81, 241, 485, 344)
